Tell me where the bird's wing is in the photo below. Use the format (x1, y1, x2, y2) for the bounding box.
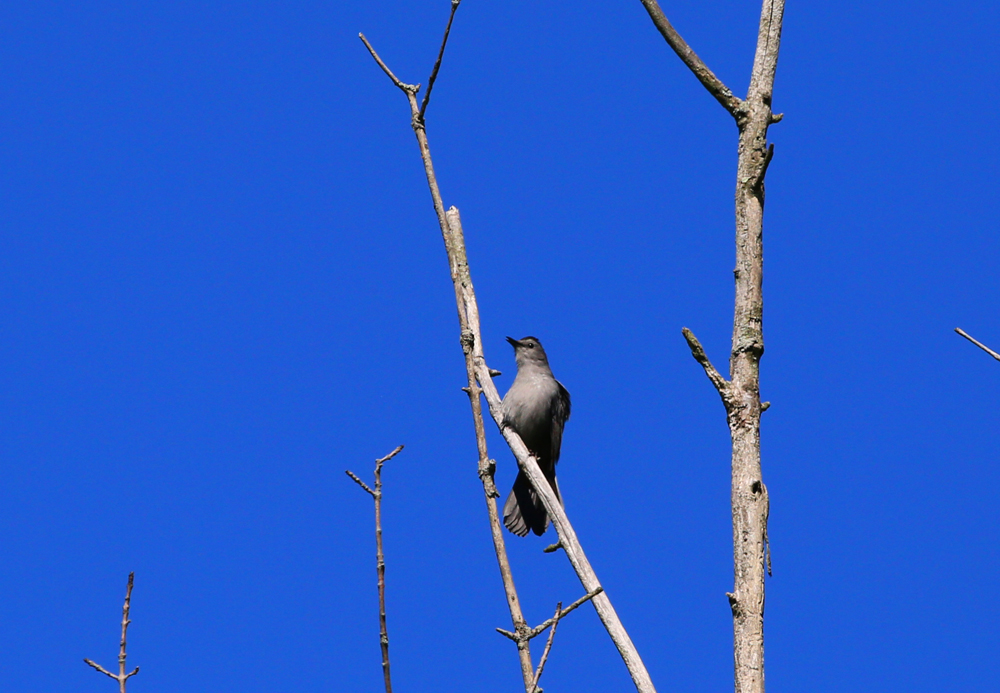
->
(550, 380, 571, 464)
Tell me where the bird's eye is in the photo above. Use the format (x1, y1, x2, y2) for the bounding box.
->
(527, 342, 534, 348)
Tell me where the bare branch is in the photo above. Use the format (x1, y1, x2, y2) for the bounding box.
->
(529, 603, 563, 693)
(496, 627, 517, 641)
(419, 0, 462, 119)
(637, 0, 744, 118)
(83, 660, 118, 680)
(444, 210, 539, 691)
(84, 573, 139, 693)
(359, 26, 540, 683)
(455, 212, 655, 692)
(345, 470, 375, 496)
(955, 328, 1000, 362)
(527, 587, 603, 639)
(361, 18, 655, 690)
(497, 586, 602, 651)
(682, 327, 732, 401)
(359, 33, 418, 94)
(348, 446, 404, 693)
(376, 445, 405, 468)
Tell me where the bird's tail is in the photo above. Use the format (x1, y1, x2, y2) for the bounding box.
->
(503, 468, 562, 537)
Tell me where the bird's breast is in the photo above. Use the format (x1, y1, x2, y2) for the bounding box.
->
(502, 375, 558, 440)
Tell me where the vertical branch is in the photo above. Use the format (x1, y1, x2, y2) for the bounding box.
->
(347, 445, 405, 693)
(642, 1, 785, 692)
(727, 4, 784, 693)
(84, 573, 139, 693)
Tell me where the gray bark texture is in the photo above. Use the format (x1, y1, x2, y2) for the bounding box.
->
(639, 1, 786, 692)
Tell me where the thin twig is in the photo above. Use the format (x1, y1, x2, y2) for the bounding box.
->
(495, 587, 603, 642)
(375, 445, 405, 467)
(347, 445, 405, 693)
(84, 573, 139, 693)
(637, 0, 744, 118)
(955, 328, 1000, 362)
(529, 603, 563, 693)
(542, 540, 562, 554)
(419, 0, 462, 119)
(359, 33, 418, 94)
(682, 327, 731, 401)
(345, 470, 375, 496)
(527, 587, 603, 639)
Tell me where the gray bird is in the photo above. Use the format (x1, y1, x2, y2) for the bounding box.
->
(501, 336, 571, 537)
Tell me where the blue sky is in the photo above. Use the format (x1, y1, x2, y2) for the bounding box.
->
(2, 1, 998, 691)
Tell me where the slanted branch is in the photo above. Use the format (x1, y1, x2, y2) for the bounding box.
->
(682, 327, 732, 405)
(529, 602, 563, 693)
(637, 0, 744, 118)
(955, 328, 1000, 362)
(496, 587, 603, 643)
(359, 6, 656, 690)
(84, 572, 139, 693)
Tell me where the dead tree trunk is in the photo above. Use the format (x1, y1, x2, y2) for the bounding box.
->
(638, 2, 786, 692)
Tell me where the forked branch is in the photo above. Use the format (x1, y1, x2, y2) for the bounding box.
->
(346, 444, 405, 693)
(83, 572, 139, 693)
(496, 587, 603, 642)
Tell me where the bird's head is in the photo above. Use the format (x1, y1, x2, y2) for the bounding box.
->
(506, 336, 550, 369)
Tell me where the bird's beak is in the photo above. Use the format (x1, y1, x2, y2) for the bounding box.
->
(506, 336, 521, 348)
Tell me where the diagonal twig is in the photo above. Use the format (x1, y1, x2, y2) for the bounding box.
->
(84, 572, 139, 693)
(347, 445, 404, 693)
(345, 470, 375, 496)
(529, 602, 563, 693)
(528, 587, 603, 639)
(682, 327, 732, 402)
(359, 33, 418, 94)
(955, 328, 1000, 362)
(496, 586, 603, 641)
(637, 0, 744, 118)
(419, 0, 462, 120)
